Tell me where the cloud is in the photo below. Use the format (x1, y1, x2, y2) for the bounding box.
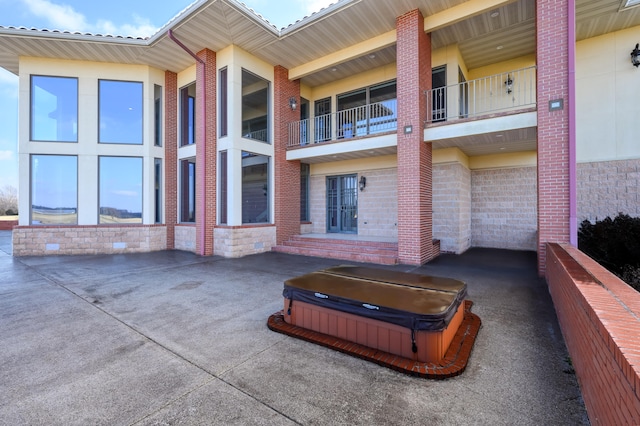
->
(21, 0, 158, 37)
(112, 190, 138, 197)
(297, 0, 336, 15)
(0, 150, 14, 161)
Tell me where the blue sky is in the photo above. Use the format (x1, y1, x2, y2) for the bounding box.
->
(0, 0, 333, 189)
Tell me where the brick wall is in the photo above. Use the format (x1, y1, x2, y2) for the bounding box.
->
(396, 9, 436, 265)
(274, 65, 301, 244)
(174, 224, 196, 253)
(308, 175, 326, 234)
(577, 159, 640, 222)
(433, 163, 471, 254)
(471, 167, 538, 251)
(546, 243, 640, 424)
(12, 225, 166, 256)
(214, 225, 276, 258)
(0, 220, 17, 231)
(536, 0, 571, 273)
(165, 71, 178, 250)
(357, 168, 398, 238)
(195, 48, 217, 256)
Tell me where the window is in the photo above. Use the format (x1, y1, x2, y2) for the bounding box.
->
(99, 80, 143, 144)
(432, 66, 447, 122)
(31, 155, 77, 225)
(300, 163, 310, 222)
(30, 76, 78, 142)
(242, 151, 269, 224)
(154, 158, 162, 224)
(180, 83, 196, 146)
(180, 159, 196, 222)
(314, 97, 331, 142)
(99, 157, 142, 224)
(220, 68, 228, 138)
(220, 151, 228, 224)
(154, 85, 163, 147)
(336, 80, 397, 138)
(242, 69, 269, 143)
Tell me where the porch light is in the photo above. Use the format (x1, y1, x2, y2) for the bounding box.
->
(504, 75, 513, 94)
(631, 43, 640, 67)
(359, 176, 366, 191)
(289, 97, 297, 111)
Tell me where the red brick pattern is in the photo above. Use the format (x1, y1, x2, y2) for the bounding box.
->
(164, 71, 178, 250)
(273, 65, 301, 245)
(0, 220, 17, 231)
(536, 0, 571, 274)
(195, 49, 217, 256)
(396, 9, 437, 265)
(267, 300, 480, 379)
(546, 243, 640, 424)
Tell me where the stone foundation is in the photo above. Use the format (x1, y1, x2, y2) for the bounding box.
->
(214, 225, 276, 258)
(12, 225, 167, 256)
(174, 224, 196, 253)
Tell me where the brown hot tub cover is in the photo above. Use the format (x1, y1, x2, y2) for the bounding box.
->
(283, 265, 467, 333)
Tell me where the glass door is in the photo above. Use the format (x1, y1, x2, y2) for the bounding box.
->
(327, 175, 358, 233)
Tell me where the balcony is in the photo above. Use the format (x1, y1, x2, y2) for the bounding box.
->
(287, 99, 397, 149)
(425, 66, 536, 125)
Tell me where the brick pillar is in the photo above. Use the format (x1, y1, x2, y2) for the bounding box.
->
(195, 48, 217, 256)
(536, 1, 571, 274)
(396, 9, 436, 265)
(274, 65, 301, 244)
(165, 71, 178, 250)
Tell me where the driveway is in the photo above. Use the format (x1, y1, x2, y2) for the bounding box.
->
(0, 231, 588, 425)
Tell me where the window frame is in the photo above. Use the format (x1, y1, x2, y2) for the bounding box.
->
(98, 156, 143, 224)
(98, 79, 144, 145)
(30, 75, 79, 143)
(30, 154, 78, 225)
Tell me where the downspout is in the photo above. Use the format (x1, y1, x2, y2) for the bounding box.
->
(168, 29, 208, 255)
(568, 0, 577, 246)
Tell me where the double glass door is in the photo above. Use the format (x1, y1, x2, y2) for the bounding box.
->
(327, 175, 358, 233)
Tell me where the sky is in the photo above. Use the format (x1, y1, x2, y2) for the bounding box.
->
(0, 0, 335, 189)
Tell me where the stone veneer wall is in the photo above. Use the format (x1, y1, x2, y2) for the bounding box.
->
(308, 168, 398, 239)
(174, 225, 196, 253)
(433, 163, 471, 254)
(213, 225, 276, 258)
(12, 225, 166, 256)
(577, 159, 640, 222)
(471, 166, 537, 251)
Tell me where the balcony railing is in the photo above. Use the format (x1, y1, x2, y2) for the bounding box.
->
(425, 66, 537, 124)
(287, 99, 397, 148)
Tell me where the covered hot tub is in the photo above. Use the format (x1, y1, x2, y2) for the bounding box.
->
(282, 266, 467, 363)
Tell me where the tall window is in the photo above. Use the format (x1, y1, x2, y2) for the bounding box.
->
(242, 151, 269, 224)
(242, 69, 269, 143)
(219, 151, 228, 224)
(336, 80, 397, 137)
(154, 85, 163, 147)
(432, 66, 447, 122)
(220, 68, 228, 138)
(180, 159, 196, 222)
(300, 163, 310, 222)
(154, 158, 162, 224)
(31, 155, 77, 225)
(30, 76, 78, 142)
(99, 80, 143, 144)
(180, 83, 196, 146)
(99, 157, 142, 224)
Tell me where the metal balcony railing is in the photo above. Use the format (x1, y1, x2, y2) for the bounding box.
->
(287, 99, 397, 148)
(425, 66, 537, 124)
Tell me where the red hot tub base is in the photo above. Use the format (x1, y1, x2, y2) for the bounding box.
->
(267, 266, 481, 379)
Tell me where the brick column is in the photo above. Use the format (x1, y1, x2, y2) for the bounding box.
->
(164, 71, 178, 249)
(274, 65, 301, 244)
(195, 48, 217, 256)
(536, 0, 571, 274)
(396, 9, 436, 265)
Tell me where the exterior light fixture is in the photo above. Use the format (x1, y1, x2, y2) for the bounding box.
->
(504, 74, 513, 94)
(289, 97, 297, 111)
(359, 176, 366, 191)
(631, 43, 640, 67)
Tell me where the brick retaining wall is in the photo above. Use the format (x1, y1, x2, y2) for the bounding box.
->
(0, 220, 17, 231)
(546, 243, 640, 424)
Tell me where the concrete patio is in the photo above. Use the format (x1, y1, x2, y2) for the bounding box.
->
(0, 230, 588, 425)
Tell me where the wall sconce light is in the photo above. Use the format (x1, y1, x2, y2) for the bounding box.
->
(289, 97, 297, 111)
(359, 176, 366, 191)
(504, 74, 513, 94)
(631, 43, 640, 68)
